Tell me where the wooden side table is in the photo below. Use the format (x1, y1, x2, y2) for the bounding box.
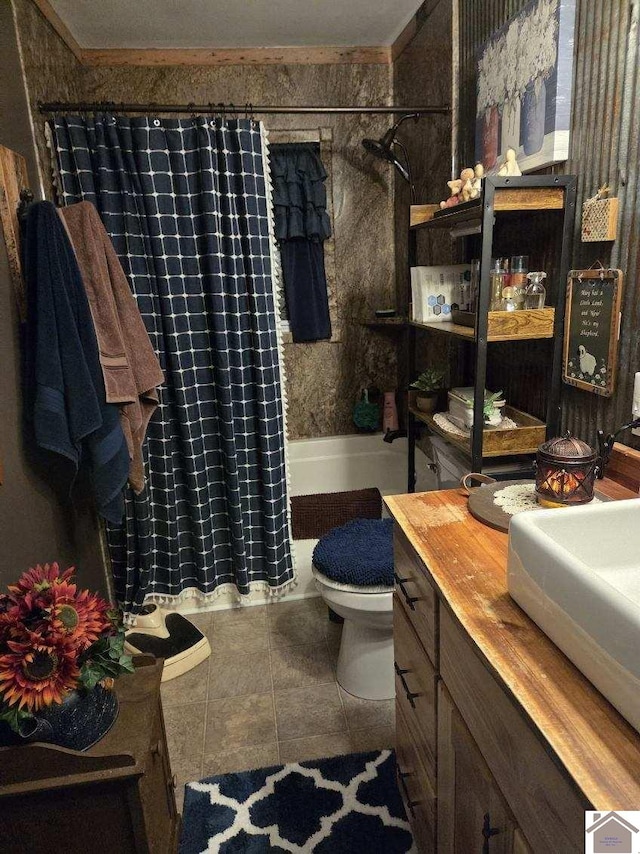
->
(0, 656, 180, 854)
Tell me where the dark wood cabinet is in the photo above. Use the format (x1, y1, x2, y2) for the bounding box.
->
(0, 657, 179, 854)
(389, 484, 640, 854)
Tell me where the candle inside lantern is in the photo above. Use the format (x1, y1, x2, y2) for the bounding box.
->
(535, 434, 599, 508)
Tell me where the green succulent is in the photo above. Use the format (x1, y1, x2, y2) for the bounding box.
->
(410, 368, 445, 393)
(483, 391, 504, 419)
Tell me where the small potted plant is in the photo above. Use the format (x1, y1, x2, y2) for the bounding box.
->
(0, 562, 134, 751)
(410, 367, 446, 413)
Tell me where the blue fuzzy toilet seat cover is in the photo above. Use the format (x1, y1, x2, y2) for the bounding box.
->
(312, 517, 395, 587)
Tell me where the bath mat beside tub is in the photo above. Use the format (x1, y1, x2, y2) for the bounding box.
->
(179, 749, 413, 853)
(290, 487, 382, 539)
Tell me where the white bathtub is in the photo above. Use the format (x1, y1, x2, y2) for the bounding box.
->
(288, 433, 431, 497)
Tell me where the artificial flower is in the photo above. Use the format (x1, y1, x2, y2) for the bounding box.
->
(9, 562, 75, 597)
(48, 586, 112, 650)
(0, 562, 131, 731)
(0, 634, 79, 711)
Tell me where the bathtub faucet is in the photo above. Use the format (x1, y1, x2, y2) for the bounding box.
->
(383, 429, 407, 444)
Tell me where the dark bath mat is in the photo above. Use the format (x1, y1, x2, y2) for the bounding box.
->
(290, 487, 382, 540)
(180, 749, 413, 853)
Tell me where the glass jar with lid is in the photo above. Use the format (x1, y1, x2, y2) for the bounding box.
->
(489, 258, 508, 311)
(525, 271, 547, 309)
(510, 255, 528, 309)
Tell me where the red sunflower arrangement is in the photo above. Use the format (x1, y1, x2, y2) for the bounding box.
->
(0, 562, 133, 732)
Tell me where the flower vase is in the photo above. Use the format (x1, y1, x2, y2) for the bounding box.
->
(0, 683, 119, 752)
(522, 78, 547, 155)
(482, 106, 499, 170)
(501, 96, 521, 154)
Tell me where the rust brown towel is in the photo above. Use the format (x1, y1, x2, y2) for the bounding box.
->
(60, 201, 164, 494)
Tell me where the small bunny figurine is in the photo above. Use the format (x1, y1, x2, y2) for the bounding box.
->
(498, 148, 522, 177)
(470, 163, 484, 199)
(459, 168, 476, 203)
(440, 178, 463, 209)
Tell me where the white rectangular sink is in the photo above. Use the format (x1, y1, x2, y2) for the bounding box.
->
(507, 499, 640, 732)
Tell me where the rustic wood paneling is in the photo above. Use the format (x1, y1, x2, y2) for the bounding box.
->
(0, 146, 28, 320)
(456, 0, 640, 448)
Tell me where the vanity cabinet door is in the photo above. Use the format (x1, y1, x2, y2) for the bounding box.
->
(394, 528, 438, 668)
(396, 701, 436, 853)
(437, 682, 516, 854)
(393, 594, 437, 778)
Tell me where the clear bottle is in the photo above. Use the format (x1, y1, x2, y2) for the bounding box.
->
(489, 258, 508, 311)
(510, 255, 528, 309)
(524, 271, 547, 309)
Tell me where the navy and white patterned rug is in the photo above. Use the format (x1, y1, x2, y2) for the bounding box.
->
(179, 749, 414, 853)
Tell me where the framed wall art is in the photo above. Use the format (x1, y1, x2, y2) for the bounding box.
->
(475, 0, 577, 173)
(562, 267, 623, 398)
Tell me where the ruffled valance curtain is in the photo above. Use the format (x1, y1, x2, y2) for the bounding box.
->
(269, 143, 332, 342)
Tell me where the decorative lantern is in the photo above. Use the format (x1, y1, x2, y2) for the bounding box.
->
(535, 433, 600, 507)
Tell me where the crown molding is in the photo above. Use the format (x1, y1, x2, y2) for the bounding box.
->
(81, 45, 391, 66)
(28, 2, 391, 67)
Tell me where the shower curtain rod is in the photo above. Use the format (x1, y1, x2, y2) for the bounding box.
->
(38, 101, 450, 116)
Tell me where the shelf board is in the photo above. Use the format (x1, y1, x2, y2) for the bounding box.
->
(410, 405, 546, 458)
(361, 316, 408, 329)
(410, 320, 475, 340)
(410, 308, 555, 342)
(412, 200, 481, 231)
(410, 179, 566, 232)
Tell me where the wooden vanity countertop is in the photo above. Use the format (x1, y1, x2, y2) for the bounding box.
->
(386, 480, 640, 810)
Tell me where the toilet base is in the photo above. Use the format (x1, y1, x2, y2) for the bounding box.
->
(336, 619, 395, 700)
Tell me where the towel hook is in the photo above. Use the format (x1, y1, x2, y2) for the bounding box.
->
(17, 188, 34, 223)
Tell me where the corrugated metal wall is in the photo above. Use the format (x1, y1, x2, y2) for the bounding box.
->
(458, 0, 640, 448)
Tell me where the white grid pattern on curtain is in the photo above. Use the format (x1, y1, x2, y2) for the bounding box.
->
(49, 115, 294, 615)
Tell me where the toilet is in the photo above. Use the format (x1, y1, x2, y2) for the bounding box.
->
(312, 518, 395, 700)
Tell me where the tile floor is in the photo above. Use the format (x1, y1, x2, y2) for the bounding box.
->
(161, 597, 395, 810)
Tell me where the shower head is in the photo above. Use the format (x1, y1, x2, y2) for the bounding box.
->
(362, 113, 420, 200)
(362, 131, 397, 163)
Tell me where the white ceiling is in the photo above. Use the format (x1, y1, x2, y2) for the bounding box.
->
(49, 0, 423, 49)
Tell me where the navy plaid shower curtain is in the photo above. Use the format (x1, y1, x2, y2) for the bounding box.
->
(50, 115, 294, 615)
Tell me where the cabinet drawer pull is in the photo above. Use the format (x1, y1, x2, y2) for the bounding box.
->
(394, 573, 420, 610)
(482, 812, 500, 853)
(394, 661, 420, 708)
(151, 740, 163, 758)
(396, 765, 420, 816)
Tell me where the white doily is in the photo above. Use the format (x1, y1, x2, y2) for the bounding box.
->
(432, 412, 518, 438)
(493, 482, 602, 516)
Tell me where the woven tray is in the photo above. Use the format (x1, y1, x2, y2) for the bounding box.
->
(290, 488, 382, 540)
